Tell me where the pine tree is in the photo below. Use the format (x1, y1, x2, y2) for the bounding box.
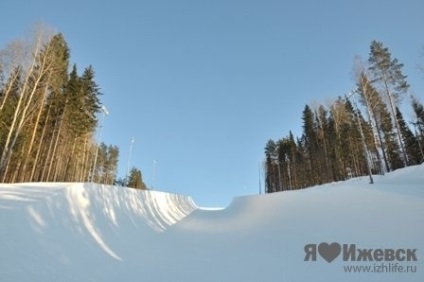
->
(326, 110, 342, 181)
(378, 103, 403, 170)
(396, 107, 422, 165)
(264, 139, 281, 193)
(411, 97, 424, 161)
(411, 96, 424, 135)
(264, 139, 277, 157)
(287, 131, 299, 189)
(341, 98, 362, 178)
(292, 137, 304, 188)
(368, 40, 409, 166)
(277, 137, 294, 190)
(127, 167, 147, 190)
(302, 105, 320, 185)
(0, 25, 119, 184)
(104, 145, 119, 185)
(315, 106, 332, 182)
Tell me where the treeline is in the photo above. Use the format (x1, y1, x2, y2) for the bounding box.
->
(264, 40, 424, 193)
(0, 24, 146, 189)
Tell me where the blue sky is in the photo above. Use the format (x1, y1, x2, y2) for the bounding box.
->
(1, 0, 423, 207)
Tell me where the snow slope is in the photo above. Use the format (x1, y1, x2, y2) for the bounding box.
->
(1, 165, 423, 282)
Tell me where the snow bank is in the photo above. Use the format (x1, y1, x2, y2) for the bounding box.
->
(0, 183, 196, 281)
(1, 165, 423, 281)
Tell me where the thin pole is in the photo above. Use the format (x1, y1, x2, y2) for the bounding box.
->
(91, 106, 108, 183)
(125, 137, 135, 186)
(258, 161, 262, 195)
(151, 160, 157, 190)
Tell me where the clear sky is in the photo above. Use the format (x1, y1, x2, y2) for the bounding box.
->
(1, 0, 423, 207)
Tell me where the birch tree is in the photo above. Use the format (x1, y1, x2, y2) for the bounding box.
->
(19, 33, 70, 181)
(0, 24, 55, 180)
(355, 71, 388, 173)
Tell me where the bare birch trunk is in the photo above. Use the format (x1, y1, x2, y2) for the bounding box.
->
(20, 73, 52, 181)
(0, 27, 53, 178)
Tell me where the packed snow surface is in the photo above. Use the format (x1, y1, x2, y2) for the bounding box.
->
(1, 165, 423, 281)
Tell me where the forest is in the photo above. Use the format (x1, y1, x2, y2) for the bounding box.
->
(2, 26, 423, 193)
(264, 40, 424, 193)
(0, 25, 146, 189)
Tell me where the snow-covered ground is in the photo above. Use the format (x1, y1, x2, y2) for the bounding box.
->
(1, 165, 423, 282)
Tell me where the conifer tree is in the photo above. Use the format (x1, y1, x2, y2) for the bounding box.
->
(326, 111, 340, 180)
(395, 107, 422, 165)
(343, 98, 364, 177)
(315, 106, 332, 182)
(302, 105, 320, 185)
(287, 131, 299, 188)
(411, 97, 424, 161)
(378, 103, 403, 170)
(368, 40, 409, 166)
(127, 167, 147, 190)
(411, 96, 424, 135)
(277, 138, 291, 190)
(264, 139, 280, 193)
(0, 25, 129, 185)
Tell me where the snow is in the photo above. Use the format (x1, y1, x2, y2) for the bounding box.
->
(1, 165, 423, 281)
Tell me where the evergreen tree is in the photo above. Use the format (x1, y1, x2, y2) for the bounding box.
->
(277, 138, 291, 190)
(103, 145, 119, 184)
(411, 96, 424, 135)
(292, 137, 304, 188)
(287, 131, 299, 189)
(411, 97, 424, 161)
(301, 105, 320, 185)
(315, 106, 332, 183)
(343, 98, 365, 178)
(264, 139, 277, 157)
(0, 27, 118, 184)
(114, 177, 126, 187)
(326, 111, 342, 181)
(264, 139, 280, 193)
(395, 107, 422, 165)
(80, 65, 102, 127)
(127, 167, 147, 190)
(368, 40, 409, 166)
(378, 103, 403, 170)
